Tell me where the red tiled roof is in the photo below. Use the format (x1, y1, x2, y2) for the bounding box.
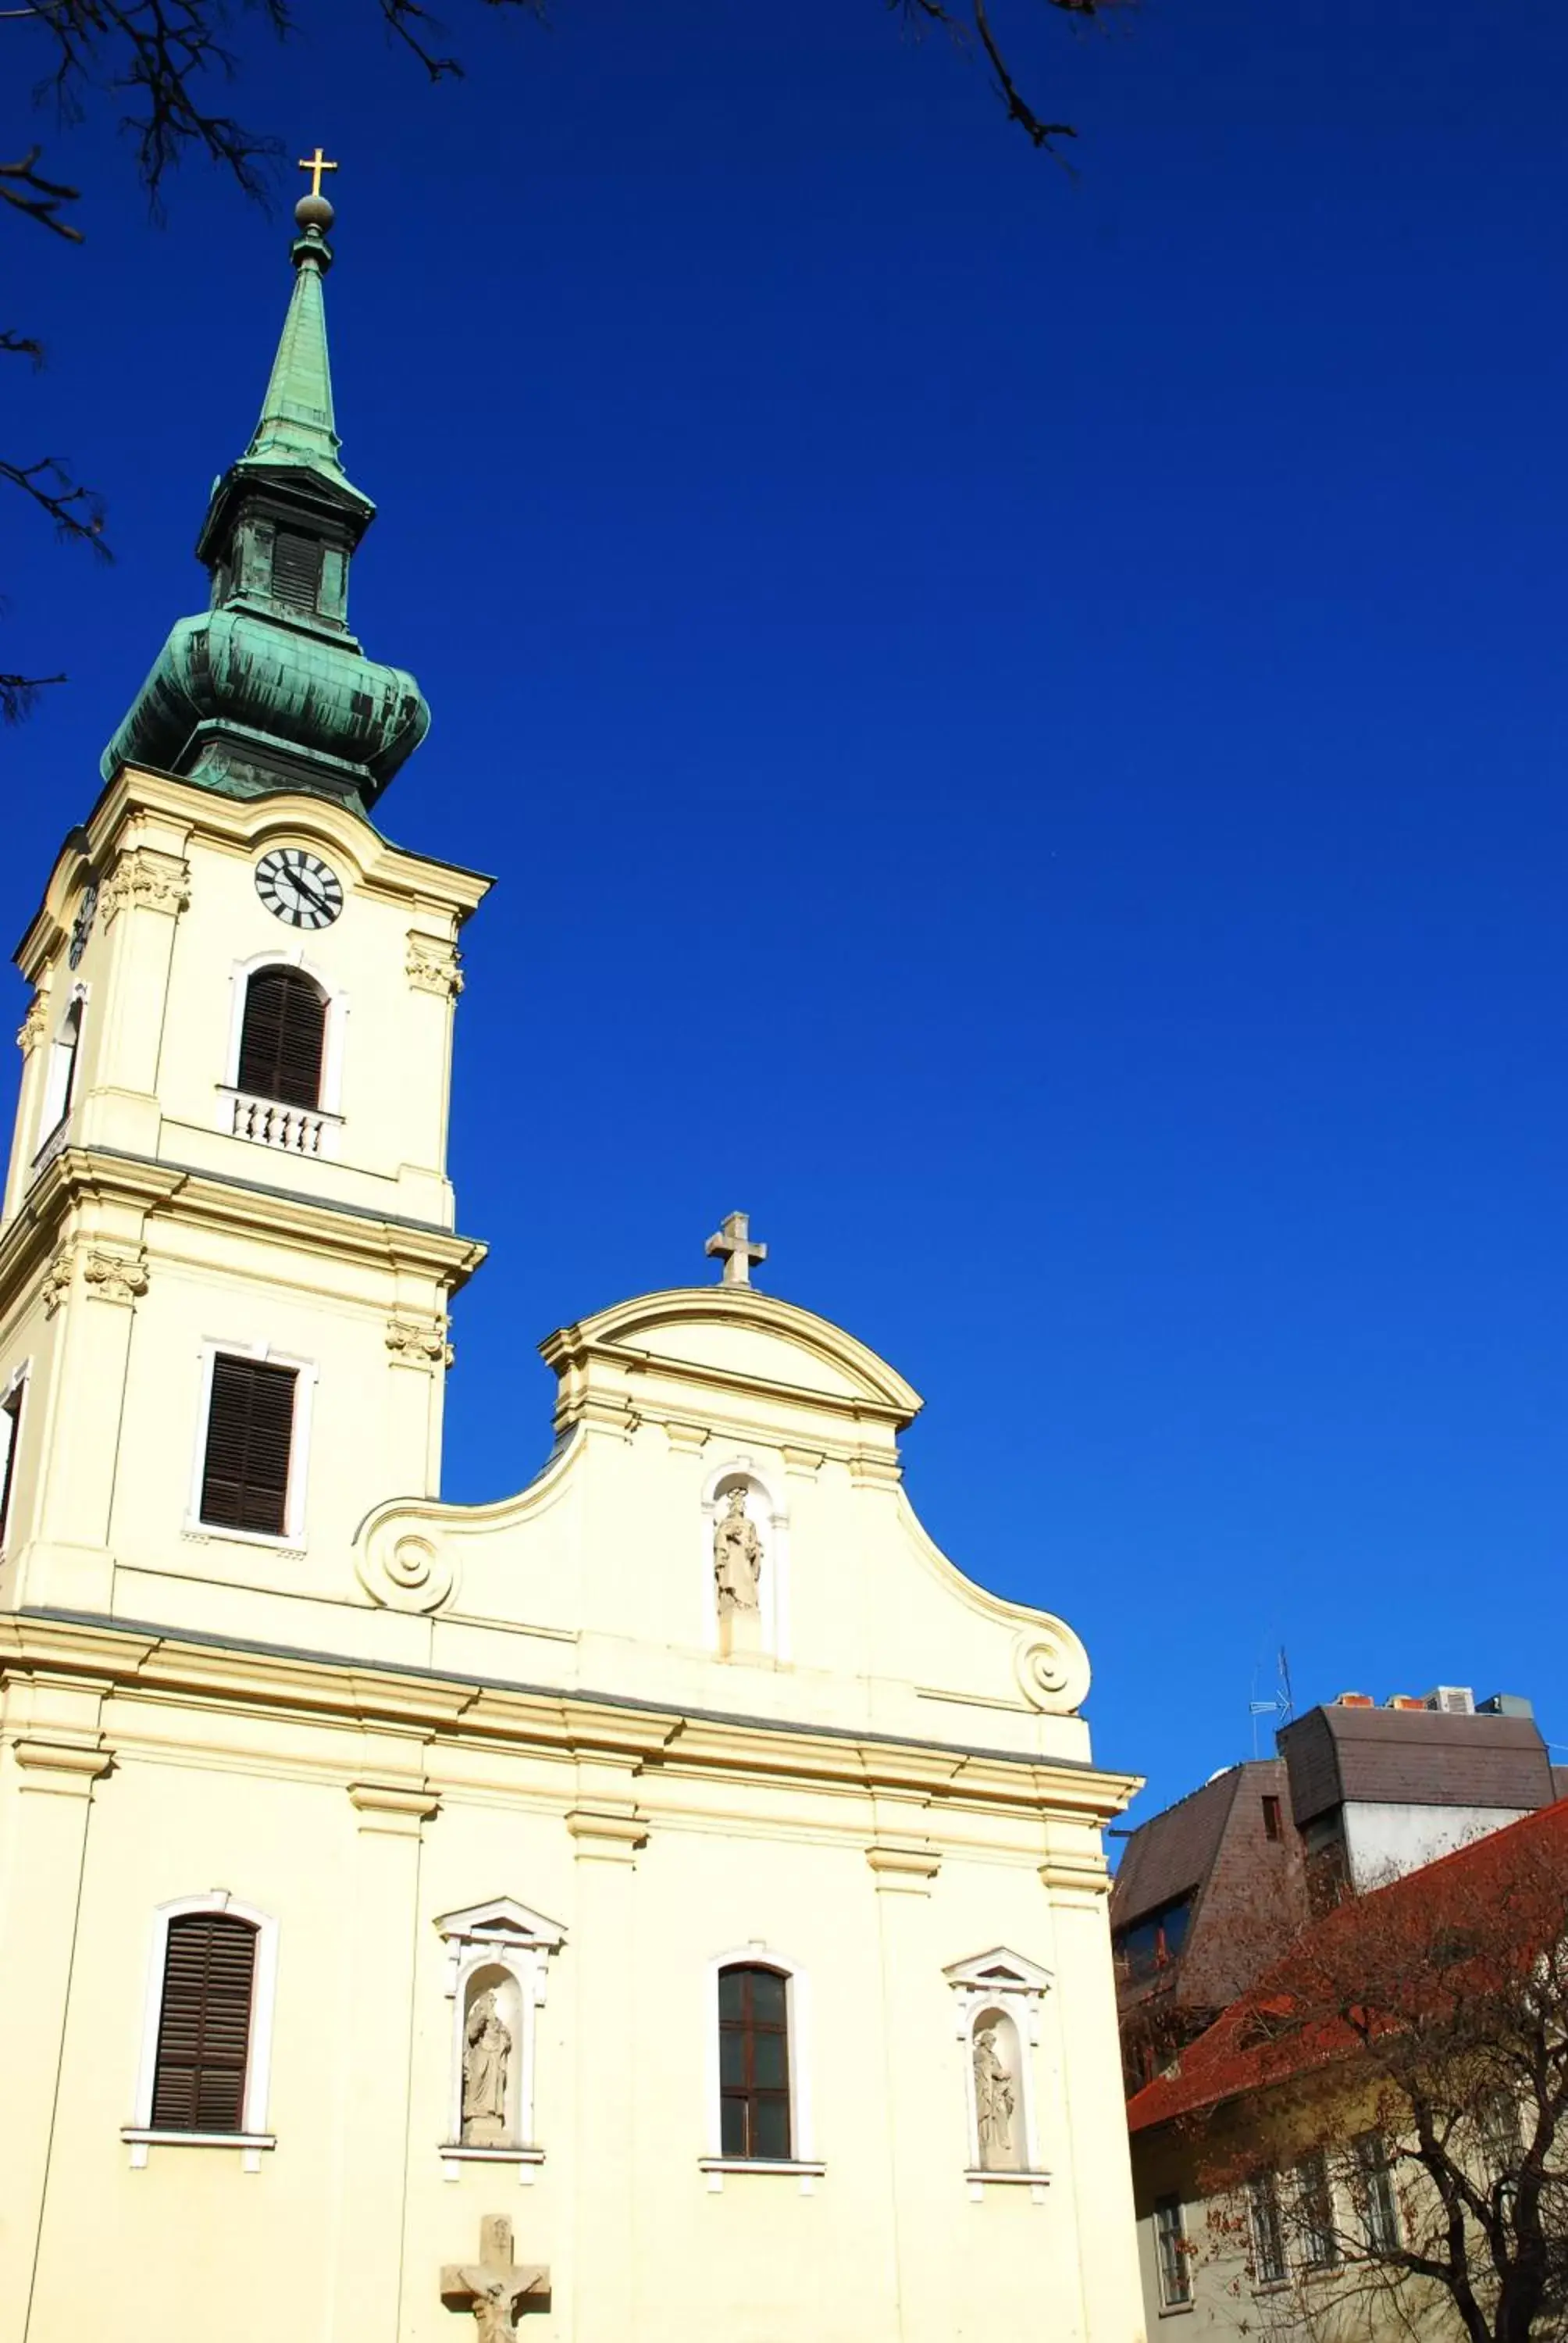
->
(1126, 1799, 1568, 2134)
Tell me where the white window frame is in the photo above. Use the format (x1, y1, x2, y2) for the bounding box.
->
(1154, 2192, 1194, 2310)
(944, 1945, 1053, 2199)
(433, 1897, 566, 2181)
(185, 1339, 317, 1549)
(35, 982, 87, 1162)
(219, 949, 350, 1123)
(1249, 2170, 1288, 2288)
(1295, 2148, 1342, 2270)
(698, 1455, 792, 1659)
(700, 1943, 821, 2192)
(123, 1891, 280, 2170)
(0, 1359, 30, 1557)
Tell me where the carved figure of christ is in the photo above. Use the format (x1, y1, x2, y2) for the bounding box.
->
(442, 2216, 548, 2341)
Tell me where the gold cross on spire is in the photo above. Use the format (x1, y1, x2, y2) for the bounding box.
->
(297, 146, 339, 201)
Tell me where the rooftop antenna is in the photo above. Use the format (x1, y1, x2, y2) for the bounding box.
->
(1249, 1645, 1295, 1757)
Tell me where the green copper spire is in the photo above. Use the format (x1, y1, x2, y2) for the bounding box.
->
(102, 167, 429, 813)
(244, 205, 344, 477)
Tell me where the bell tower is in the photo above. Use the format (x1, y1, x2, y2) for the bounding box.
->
(0, 177, 490, 1646)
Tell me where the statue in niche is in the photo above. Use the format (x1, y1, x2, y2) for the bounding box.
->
(712, 1484, 763, 1615)
(973, 2025, 1016, 2166)
(462, 1989, 512, 2144)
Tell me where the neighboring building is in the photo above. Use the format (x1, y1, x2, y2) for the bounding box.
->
(1110, 1759, 1308, 2092)
(1110, 1691, 1556, 2091)
(0, 189, 1149, 2343)
(1124, 1800, 1568, 2343)
(1278, 1691, 1555, 1910)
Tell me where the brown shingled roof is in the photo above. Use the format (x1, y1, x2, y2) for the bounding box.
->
(1126, 1799, 1568, 2135)
(1279, 1705, 1552, 1827)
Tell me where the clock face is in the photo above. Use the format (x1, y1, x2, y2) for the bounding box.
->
(68, 882, 98, 970)
(255, 848, 343, 931)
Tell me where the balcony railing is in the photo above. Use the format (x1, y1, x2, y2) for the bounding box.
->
(223, 1088, 340, 1157)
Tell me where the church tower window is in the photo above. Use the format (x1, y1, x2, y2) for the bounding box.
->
(150, 1910, 258, 2132)
(198, 1354, 298, 1537)
(237, 965, 327, 1109)
(37, 993, 84, 1154)
(718, 1963, 792, 2160)
(0, 1369, 26, 1553)
(269, 527, 323, 615)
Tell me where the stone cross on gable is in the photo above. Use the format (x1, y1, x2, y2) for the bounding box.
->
(705, 1209, 767, 1287)
(441, 2215, 549, 2341)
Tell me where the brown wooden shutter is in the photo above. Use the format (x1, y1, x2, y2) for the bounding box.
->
(271, 528, 322, 613)
(150, 1911, 258, 2133)
(199, 1354, 297, 1536)
(237, 966, 326, 1108)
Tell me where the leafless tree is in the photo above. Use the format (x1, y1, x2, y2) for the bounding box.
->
(1187, 1823, 1568, 2343)
(4, 0, 1117, 717)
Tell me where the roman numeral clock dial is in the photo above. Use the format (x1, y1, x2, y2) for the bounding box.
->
(255, 848, 344, 931)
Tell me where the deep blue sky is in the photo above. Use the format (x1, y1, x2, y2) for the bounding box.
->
(7, 0, 1568, 1821)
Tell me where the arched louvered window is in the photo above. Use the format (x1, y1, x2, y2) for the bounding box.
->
(237, 966, 326, 1108)
(151, 1910, 258, 2133)
(718, 1963, 791, 2159)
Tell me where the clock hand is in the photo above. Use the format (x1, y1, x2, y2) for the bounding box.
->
(292, 872, 329, 915)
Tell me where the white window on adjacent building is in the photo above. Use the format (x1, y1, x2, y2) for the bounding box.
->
(1249, 2170, 1287, 2287)
(1354, 2131, 1401, 2252)
(1296, 2149, 1342, 2269)
(1155, 2193, 1193, 2309)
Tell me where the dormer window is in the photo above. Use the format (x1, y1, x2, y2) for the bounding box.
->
(270, 529, 322, 615)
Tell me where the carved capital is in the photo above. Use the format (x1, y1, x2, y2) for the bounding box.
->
(16, 993, 47, 1055)
(12, 1738, 113, 1797)
(83, 1247, 149, 1307)
(41, 1248, 73, 1318)
(386, 1314, 454, 1370)
(565, 1807, 647, 1863)
(406, 932, 464, 999)
(101, 847, 191, 925)
(348, 1779, 440, 1838)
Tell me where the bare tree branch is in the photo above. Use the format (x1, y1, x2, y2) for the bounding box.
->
(0, 145, 84, 238)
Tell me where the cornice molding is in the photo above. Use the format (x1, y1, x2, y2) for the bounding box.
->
(0, 1145, 484, 1332)
(17, 766, 493, 976)
(0, 1611, 1142, 1830)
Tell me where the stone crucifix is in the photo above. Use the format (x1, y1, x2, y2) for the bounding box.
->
(705, 1209, 767, 1287)
(441, 2216, 549, 2341)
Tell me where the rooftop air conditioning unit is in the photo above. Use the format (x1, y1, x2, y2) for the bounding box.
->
(1335, 1692, 1375, 1707)
(1424, 1686, 1475, 1716)
(1386, 1696, 1425, 1710)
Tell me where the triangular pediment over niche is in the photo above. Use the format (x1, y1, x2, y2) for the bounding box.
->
(435, 1897, 567, 1950)
(943, 1945, 1053, 1997)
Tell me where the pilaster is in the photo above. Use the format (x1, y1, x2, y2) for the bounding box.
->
(568, 1763, 646, 2342)
(1043, 1840, 1142, 2343)
(0, 1681, 111, 2343)
(325, 1770, 440, 2342)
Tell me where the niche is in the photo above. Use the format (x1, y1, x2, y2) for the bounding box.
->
(460, 1963, 525, 2147)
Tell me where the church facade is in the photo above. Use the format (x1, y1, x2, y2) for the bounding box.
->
(0, 180, 1146, 2343)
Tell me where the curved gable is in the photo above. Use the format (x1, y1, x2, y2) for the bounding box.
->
(542, 1286, 922, 1428)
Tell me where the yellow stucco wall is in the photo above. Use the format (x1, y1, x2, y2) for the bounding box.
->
(0, 769, 1148, 2343)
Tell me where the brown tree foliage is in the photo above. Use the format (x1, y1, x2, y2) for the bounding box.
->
(1183, 1814, 1568, 2343)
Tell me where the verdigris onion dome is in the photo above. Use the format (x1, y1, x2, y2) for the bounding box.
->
(102, 177, 430, 815)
